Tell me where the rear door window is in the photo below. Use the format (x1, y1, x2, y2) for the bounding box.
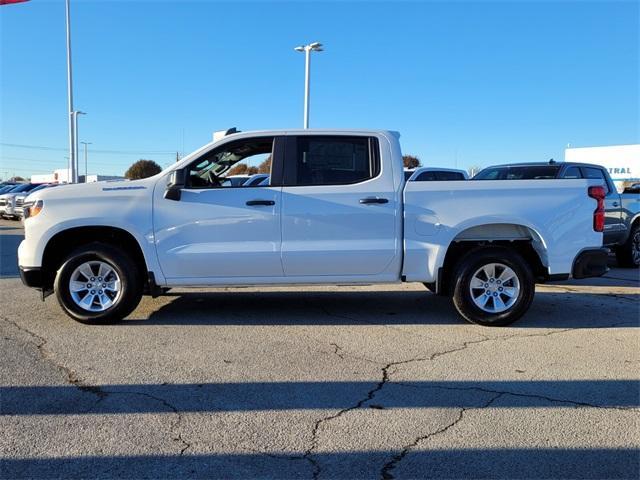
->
(581, 167, 610, 193)
(562, 166, 582, 179)
(284, 136, 379, 186)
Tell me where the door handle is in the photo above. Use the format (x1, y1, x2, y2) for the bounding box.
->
(612, 201, 619, 207)
(246, 199, 275, 206)
(359, 197, 389, 205)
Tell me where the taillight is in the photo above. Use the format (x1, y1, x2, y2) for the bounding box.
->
(588, 186, 606, 232)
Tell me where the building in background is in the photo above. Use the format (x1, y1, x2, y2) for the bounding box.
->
(31, 169, 124, 184)
(565, 144, 639, 191)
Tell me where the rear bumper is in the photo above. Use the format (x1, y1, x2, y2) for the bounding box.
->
(572, 248, 609, 279)
(19, 266, 43, 289)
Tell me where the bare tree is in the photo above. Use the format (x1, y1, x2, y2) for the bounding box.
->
(403, 155, 421, 169)
(257, 156, 272, 174)
(125, 160, 162, 180)
(227, 164, 258, 176)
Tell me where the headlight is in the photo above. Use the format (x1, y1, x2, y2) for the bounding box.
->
(23, 200, 43, 219)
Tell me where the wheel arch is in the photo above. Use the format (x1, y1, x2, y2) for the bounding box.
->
(436, 222, 549, 296)
(41, 226, 149, 295)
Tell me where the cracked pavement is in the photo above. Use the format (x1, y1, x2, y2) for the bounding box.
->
(0, 220, 639, 479)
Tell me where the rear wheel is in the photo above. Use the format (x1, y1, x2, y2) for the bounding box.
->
(54, 243, 143, 324)
(451, 247, 535, 326)
(615, 223, 640, 268)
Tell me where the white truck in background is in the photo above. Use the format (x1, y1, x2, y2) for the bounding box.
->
(18, 129, 608, 326)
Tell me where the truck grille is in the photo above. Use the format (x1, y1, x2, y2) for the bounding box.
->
(15, 198, 24, 207)
(0, 199, 6, 207)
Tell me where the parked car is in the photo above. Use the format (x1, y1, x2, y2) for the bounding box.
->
(221, 175, 251, 187)
(243, 173, 270, 187)
(624, 183, 640, 194)
(474, 161, 640, 267)
(15, 183, 59, 219)
(405, 167, 468, 182)
(19, 129, 607, 326)
(0, 183, 42, 220)
(0, 184, 20, 194)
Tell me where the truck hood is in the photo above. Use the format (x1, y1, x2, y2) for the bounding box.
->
(30, 177, 157, 202)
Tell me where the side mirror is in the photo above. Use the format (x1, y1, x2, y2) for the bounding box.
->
(164, 169, 186, 201)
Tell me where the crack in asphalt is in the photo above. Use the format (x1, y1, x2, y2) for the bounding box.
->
(98, 390, 191, 455)
(329, 342, 346, 360)
(2, 317, 108, 399)
(394, 382, 638, 412)
(301, 334, 502, 479)
(300, 319, 638, 479)
(379, 392, 505, 480)
(3, 309, 636, 479)
(1, 317, 191, 456)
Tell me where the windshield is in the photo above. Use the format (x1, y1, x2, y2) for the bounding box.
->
(27, 183, 52, 194)
(7, 183, 38, 193)
(474, 166, 560, 180)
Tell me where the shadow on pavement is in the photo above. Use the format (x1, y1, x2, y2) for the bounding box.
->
(2, 379, 637, 415)
(0, 231, 22, 278)
(2, 449, 638, 479)
(120, 289, 638, 328)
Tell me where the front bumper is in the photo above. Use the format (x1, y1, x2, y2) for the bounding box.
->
(19, 266, 44, 289)
(572, 248, 609, 279)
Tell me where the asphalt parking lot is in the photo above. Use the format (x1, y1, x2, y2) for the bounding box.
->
(0, 218, 638, 479)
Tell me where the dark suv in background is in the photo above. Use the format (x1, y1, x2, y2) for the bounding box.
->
(474, 162, 640, 267)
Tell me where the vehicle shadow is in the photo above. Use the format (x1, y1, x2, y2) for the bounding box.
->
(0, 231, 22, 278)
(123, 289, 639, 328)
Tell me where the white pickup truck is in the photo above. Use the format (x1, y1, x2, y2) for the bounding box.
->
(18, 129, 609, 326)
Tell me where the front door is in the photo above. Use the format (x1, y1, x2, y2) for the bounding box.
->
(279, 134, 399, 278)
(153, 135, 284, 281)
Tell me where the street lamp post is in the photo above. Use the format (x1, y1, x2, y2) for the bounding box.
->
(65, 0, 76, 183)
(294, 42, 323, 129)
(80, 141, 92, 182)
(72, 111, 86, 182)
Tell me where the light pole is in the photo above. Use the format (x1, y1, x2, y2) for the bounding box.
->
(294, 42, 323, 129)
(72, 111, 86, 182)
(65, 0, 76, 183)
(80, 141, 92, 182)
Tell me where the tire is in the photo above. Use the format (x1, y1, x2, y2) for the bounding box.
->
(54, 243, 143, 324)
(451, 247, 535, 326)
(615, 223, 640, 268)
(423, 282, 436, 294)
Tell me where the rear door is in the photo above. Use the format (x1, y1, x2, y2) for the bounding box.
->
(280, 134, 398, 277)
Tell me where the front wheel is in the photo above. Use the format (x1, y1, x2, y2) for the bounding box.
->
(451, 247, 535, 326)
(54, 243, 143, 324)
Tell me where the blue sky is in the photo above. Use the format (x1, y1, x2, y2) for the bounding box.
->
(1, 0, 638, 179)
